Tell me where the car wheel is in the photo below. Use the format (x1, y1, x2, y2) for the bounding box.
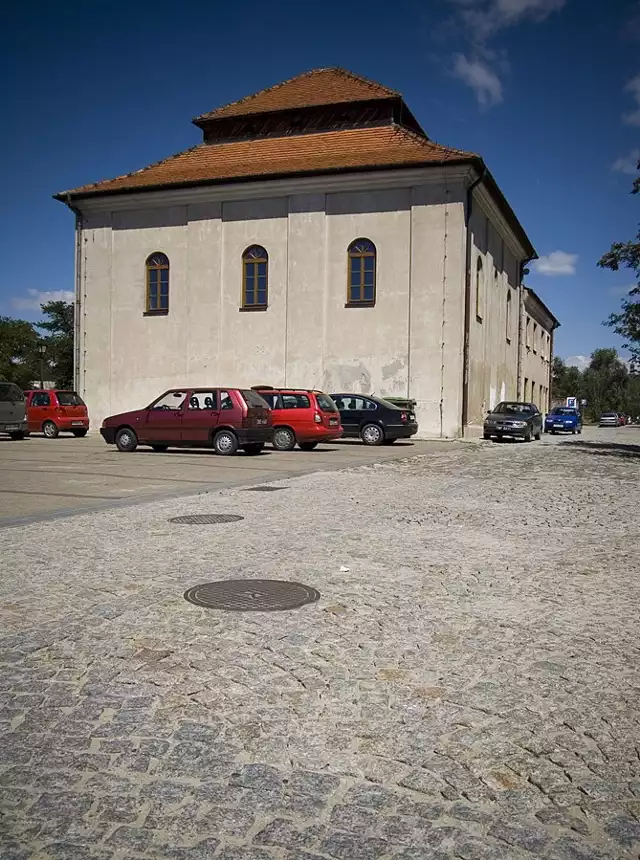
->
(43, 420, 59, 439)
(534, 431, 541, 441)
(72, 429, 88, 438)
(483, 433, 491, 440)
(273, 427, 296, 451)
(361, 423, 384, 446)
(214, 429, 238, 456)
(571, 428, 576, 435)
(9, 431, 25, 440)
(578, 427, 582, 434)
(151, 444, 168, 452)
(243, 443, 264, 455)
(115, 427, 138, 452)
(524, 430, 532, 443)
(298, 441, 318, 451)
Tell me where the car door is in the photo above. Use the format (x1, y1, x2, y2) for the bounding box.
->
(143, 390, 187, 442)
(341, 395, 366, 436)
(29, 390, 51, 432)
(181, 390, 220, 444)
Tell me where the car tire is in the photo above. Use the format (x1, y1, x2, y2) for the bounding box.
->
(298, 441, 318, 451)
(9, 431, 26, 440)
(578, 427, 582, 434)
(213, 429, 238, 456)
(571, 429, 576, 435)
(72, 429, 88, 438)
(361, 423, 384, 446)
(272, 427, 296, 451)
(115, 427, 138, 452)
(243, 443, 264, 455)
(524, 430, 532, 443)
(43, 420, 59, 439)
(151, 444, 168, 452)
(534, 431, 541, 441)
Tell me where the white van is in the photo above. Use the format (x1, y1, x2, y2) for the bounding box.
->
(0, 383, 28, 439)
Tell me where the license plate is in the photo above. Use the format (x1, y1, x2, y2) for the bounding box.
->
(329, 418, 338, 426)
(256, 418, 267, 425)
(5, 425, 18, 432)
(72, 421, 84, 426)
(553, 424, 563, 428)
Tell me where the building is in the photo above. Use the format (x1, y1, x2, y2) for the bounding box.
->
(55, 67, 558, 437)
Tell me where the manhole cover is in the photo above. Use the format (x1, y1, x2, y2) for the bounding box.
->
(243, 486, 287, 492)
(169, 514, 244, 525)
(184, 579, 320, 612)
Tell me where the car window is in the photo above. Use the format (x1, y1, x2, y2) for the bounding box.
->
(494, 402, 535, 414)
(152, 391, 187, 410)
(56, 392, 84, 407)
(362, 399, 378, 411)
(315, 392, 338, 412)
(189, 391, 217, 410)
(281, 393, 311, 409)
(342, 396, 367, 411)
(551, 408, 577, 416)
(220, 391, 234, 410)
(31, 392, 51, 407)
(241, 390, 270, 408)
(259, 392, 281, 409)
(0, 383, 24, 404)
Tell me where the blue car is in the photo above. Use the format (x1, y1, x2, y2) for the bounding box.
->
(544, 407, 582, 435)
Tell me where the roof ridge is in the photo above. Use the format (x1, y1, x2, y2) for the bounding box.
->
(193, 67, 399, 122)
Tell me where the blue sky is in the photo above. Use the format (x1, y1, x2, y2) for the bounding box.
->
(0, 0, 638, 368)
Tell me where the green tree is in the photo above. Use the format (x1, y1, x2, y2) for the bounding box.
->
(0, 316, 39, 388)
(582, 348, 629, 420)
(551, 356, 583, 402)
(37, 301, 74, 389)
(600, 160, 640, 362)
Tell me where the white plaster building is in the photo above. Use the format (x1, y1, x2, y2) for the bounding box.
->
(56, 68, 558, 437)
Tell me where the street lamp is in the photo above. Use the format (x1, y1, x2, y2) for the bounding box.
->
(38, 344, 46, 390)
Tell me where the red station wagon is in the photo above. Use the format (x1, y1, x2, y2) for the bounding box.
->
(100, 387, 272, 455)
(253, 387, 342, 450)
(25, 389, 90, 438)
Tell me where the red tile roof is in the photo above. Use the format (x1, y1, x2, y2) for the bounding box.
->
(194, 68, 400, 122)
(58, 126, 477, 198)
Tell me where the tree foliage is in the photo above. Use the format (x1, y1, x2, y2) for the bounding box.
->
(552, 351, 640, 421)
(0, 301, 74, 389)
(0, 317, 40, 388)
(600, 160, 640, 362)
(37, 301, 74, 389)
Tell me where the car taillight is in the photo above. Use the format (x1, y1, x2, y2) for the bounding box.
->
(57, 407, 67, 416)
(401, 412, 407, 423)
(314, 412, 322, 424)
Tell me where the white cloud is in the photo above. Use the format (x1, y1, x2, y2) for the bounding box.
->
(612, 148, 640, 175)
(452, 54, 503, 105)
(564, 355, 589, 371)
(623, 74, 640, 126)
(533, 250, 577, 276)
(12, 289, 74, 312)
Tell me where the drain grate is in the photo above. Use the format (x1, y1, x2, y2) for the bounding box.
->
(243, 486, 287, 492)
(184, 579, 320, 612)
(169, 514, 244, 525)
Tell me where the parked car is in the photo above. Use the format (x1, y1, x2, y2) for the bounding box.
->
(544, 406, 582, 435)
(483, 402, 543, 442)
(599, 412, 624, 427)
(330, 394, 418, 445)
(24, 389, 89, 438)
(100, 388, 272, 455)
(252, 388, 342, 450)
(0, 383, 28, 440)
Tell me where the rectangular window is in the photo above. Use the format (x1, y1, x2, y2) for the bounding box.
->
(526, 318, 531, 349)
(524, 378, 529, 400)
(533, 323, 538, 353)
(281, 394, 311, 409)
(188, 391, 217, 410)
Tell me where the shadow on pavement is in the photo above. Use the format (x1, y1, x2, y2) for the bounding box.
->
(559, 440, 640, 459)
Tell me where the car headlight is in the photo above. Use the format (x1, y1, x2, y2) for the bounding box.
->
(511, 421, 527, 428)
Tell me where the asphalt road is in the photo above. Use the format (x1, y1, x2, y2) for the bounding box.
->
(0, 433, 454, 528)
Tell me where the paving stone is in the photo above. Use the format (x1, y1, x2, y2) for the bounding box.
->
(154, 838, 222, 860)
(488, 821, 551, 853)
(321, 832, 389, 860)
(603, 814, 640, 846)
(215, 849, 274, 860)
(255, 817, 321, 847)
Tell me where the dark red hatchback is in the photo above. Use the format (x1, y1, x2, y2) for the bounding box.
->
(100, 388, 272, 455)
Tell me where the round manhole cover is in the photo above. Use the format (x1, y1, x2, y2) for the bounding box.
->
(184, 579, 320, 612)
(169, 514, 244, 525)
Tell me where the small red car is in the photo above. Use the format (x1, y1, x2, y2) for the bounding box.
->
(253, 387, 342, 450)
(24, 389, 90, 438)
(100, 387, 272, 455)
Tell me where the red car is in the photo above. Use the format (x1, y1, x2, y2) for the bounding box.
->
(100, 387, 272, 455)
(24, 389, 89, 438)
(253, 387, 342, 450)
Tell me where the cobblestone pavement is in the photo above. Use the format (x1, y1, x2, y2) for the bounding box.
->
(1, 428, 640, 860)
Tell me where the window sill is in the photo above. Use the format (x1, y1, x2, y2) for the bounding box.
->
(144, 309, 169, 316)
(239, 305, 268, 312)
(345, 301, 376, 308)
(506, 337, 511, 344)
(476, 314, 483, 323)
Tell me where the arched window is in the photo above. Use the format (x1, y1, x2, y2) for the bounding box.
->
(242, 245, 268, 309)
(347, 239, 376, 305)
(146, 252, 169, 313)
(475, 257, 484, 321)
(506, 290, 512, 342)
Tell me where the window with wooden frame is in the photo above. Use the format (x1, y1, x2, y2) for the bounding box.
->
(475, 257, 484, 321)
(242, 245, 268, 309)
(347, 239, 376, 305)
(145, 252, 169, 314)
(506, 290, 512, 343)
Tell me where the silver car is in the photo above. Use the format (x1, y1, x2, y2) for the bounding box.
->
(599, 412, 622, 427)
(0, 383, 28, 439)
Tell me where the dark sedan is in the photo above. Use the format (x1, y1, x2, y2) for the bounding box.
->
(330, 394, 418, 445)
(483, 401, 543, 442)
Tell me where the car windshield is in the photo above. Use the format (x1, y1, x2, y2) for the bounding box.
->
(56, 391, 84, 407)
(315, 392, 338, 412)
(0, 383, 24, 403)
(550, 408, 577, 416)
(241, 390, 269, 408)
(602, 412, 617, 417)
(493, 402, 534, 414)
